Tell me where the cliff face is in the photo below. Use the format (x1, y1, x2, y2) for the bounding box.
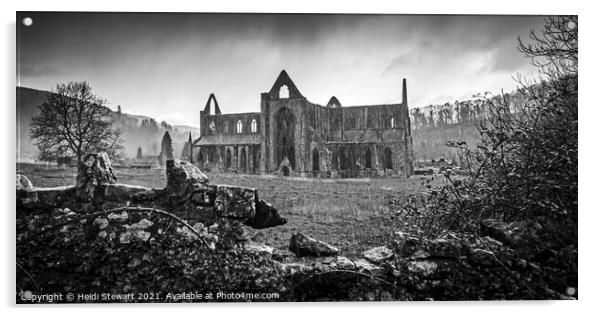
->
(17, 86, 198, 163)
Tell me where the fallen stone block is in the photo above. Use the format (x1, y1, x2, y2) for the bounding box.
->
(334, 256, 356, 270)
(245, 199, 287, 229)
(243, 241, 274, 255)
(392, 231, 464, 260)
(289, 232, 339, 257)
(363, 246, 394, 264)
(353, 259, 385, 276)
(165, 159, 209, 194)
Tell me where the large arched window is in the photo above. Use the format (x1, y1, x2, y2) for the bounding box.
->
(279, 85, 289, 99)
(223, 121, 229, 134)
(384, 147, 393, 170)
(236, 120, 243, 134)
(251, 119, 257, 133)
(339, 147, 353, 171)
(240, 147, 247, 171)
(225, 149, 232, 169)
(275, 107, 296, 169)
(209, 121, 216, 134)
(312, 148, 320, 172)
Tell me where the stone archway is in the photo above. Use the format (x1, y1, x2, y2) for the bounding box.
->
(240, 147, 247, 172)
(197, 150, 204, 169)
(275, 107, 296, 170)
(312, 148, 320, 172)
(384, 147, 393, 170)
(225, 148, 232, 169)
(365, 148, 372, 169)
(281, 165, 290, 177)
(339, 147, 353, 171)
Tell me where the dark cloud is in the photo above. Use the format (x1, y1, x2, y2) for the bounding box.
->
(16, 12, 547, 125)
(381, 15, 545, 76)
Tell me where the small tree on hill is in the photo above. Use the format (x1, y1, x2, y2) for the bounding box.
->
(136, 147, 143, 160)
(30, 81, 122, 165)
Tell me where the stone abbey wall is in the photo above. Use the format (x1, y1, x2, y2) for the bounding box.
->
(192, 70, 413, 178)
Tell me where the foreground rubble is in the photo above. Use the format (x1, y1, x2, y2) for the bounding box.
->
(17, 153, 286, 249)
(16, 153, 575, 301)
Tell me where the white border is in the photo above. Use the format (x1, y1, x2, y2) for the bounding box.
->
(1, 0, 598, 315)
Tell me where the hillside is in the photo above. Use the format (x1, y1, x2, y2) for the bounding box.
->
(410, 90, 527, 162)
(18, 86, 525, 165)
(16, 86, 199, 163)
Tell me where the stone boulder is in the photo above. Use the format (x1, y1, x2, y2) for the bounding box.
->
(245, 199, 287, 229)
(363, 246, 394, 264)
(334, 256, 356, 270)
(353, 259, 385, 276)
(289, 232, 339, 257)
(76, 153, 117, 187)
(243, 241, 274, 255)
(76, 153, 117, 201)
(165, 159, 209, 195)
(391, 231, 464, 260)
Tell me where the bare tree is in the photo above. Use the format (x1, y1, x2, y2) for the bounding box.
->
(518, 15, 577, 80)
(30, 81, 123, 165)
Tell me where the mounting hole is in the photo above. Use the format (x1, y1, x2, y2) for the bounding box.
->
(567, 21, 576, 30)
(22, 17, 33, 27)
(566, 287, 576, 296)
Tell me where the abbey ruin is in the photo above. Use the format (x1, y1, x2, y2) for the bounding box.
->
(191, 70, 413, 178)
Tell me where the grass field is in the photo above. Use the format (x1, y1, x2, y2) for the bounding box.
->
(17, 163, 442, 258)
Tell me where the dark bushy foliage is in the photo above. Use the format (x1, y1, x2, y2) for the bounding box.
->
(391, 16, 578, 299)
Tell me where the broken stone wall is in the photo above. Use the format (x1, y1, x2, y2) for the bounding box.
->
(17, 154, 286, 250)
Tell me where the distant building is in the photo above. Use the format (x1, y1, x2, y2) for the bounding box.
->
(192, 70, 413, 178)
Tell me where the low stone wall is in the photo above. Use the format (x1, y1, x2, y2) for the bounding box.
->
(17, 153, 286, 249)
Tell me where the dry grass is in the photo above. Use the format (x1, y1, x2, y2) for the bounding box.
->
(17, 163, 442, 258)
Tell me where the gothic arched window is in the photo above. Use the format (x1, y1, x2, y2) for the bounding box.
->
(251, 119, 257, 133)
(236, 120, 243, 134)
(275, 107, 296, 169)
(384, 147, 393, 170)
(279, 85, 289, 99)
(209, 121, 216, 134)
(223, 121, 229, 134)
(390, 117, 395, 128)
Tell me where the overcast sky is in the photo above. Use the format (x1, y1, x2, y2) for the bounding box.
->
(17, 12, 545, 127)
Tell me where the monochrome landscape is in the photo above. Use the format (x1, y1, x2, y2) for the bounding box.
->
(16, 13, 577, 302)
